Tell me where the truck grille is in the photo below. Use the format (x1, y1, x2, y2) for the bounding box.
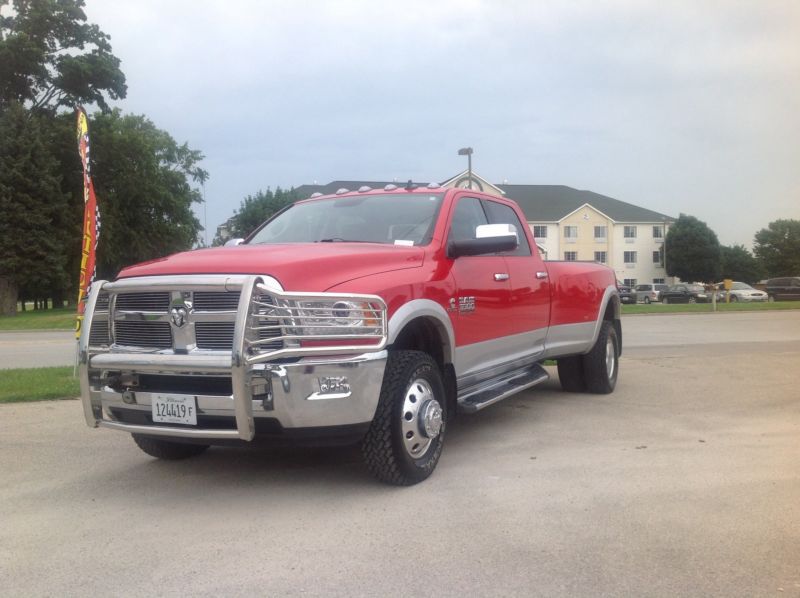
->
(97, 288, 284, 352)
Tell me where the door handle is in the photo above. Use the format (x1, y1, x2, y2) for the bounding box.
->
(494, 273, 509, 281)
(536, 271, 548, 279)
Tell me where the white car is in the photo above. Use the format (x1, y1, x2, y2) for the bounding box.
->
(717, 282, 768, 303)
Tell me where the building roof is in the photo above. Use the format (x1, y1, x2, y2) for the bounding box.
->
(293, 179, 674, 224)
(498, 184, 674, 223)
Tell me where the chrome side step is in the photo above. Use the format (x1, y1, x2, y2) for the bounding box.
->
(457, 363, 549, 413)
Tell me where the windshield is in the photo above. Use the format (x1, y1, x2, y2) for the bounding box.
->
(248, 193, 444, 245)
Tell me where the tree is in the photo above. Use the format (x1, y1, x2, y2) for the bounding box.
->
(665, 214, 721, 283)
(213, 187, 299, 245)
(719, 244, 763, 284)
(86, 110, 207, 278)
(753, 219, 800, 278)
(0, 102, 70, 314)
(0, 0, 126, 113)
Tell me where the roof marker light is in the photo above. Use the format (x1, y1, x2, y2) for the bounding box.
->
(384, 184, 398, 191)
(358, 186, 372, 193)
(310, 192, 323, 198)
(427, 182, 441, 189)
(335, 188, 350, 195)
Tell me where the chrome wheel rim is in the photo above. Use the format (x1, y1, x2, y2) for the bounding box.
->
(605, 336, 616, 381)
(401, 378, 442, 458)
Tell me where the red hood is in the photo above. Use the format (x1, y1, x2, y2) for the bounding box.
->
(117, 243, 425, 291)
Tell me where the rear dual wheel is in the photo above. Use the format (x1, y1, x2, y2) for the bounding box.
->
(557, 321, 619, 394)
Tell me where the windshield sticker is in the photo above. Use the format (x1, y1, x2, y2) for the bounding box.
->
(394, 240, 414, 246)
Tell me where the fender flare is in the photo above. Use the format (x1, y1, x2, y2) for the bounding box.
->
(387, 299, 455, 365)
(587, 285, 621, 352)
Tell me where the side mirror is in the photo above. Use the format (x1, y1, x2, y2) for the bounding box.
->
(448, 223, 518, 258)
(224, 238, 245, 247)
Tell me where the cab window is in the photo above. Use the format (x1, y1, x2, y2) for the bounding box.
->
(448, 197, 488, 244)
(481, 200, 532, 256)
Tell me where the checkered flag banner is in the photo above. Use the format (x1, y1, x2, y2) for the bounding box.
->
(75, 106, 101, 339)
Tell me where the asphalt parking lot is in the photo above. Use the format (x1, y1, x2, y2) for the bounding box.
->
(2, 311, 799, 597)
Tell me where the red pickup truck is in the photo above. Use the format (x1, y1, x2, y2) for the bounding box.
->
(79, 184, 621, 485)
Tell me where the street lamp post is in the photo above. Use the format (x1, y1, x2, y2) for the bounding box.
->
(458, 147, 473, 188)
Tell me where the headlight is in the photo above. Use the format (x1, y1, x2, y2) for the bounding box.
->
(293, 300, 382, 336)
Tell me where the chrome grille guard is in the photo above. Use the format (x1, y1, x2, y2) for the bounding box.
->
(78, 275, 388, 441)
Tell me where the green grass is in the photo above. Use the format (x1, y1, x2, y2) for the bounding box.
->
(622, 301, 800, 315)
(0, 307, 77, 331)
(0, 366, 80, 403)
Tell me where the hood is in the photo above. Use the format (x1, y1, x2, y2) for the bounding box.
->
(117, 243, 425, 291)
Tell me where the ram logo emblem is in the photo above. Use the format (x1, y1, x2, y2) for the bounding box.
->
(169, 300, 192, 328)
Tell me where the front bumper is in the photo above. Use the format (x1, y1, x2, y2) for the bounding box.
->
(78, 275, 388, 442)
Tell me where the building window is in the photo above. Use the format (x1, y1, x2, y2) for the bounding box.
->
(564, 251, 578, 261)
(653, 250, 662, 265)
(532, 225, 547, 238)
(564, 225, 578, 239)
(624, 226, 637, 243)
(624, 251, 637, 264)
(653, 226, 663, 239)
(653, 278, 665, 284)
(624, 278, 637, 287)
(594, 226, 607, 240)
(594, 251, 607, 263)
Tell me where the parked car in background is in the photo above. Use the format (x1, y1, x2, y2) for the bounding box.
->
(618, 281, 636, 304)
(635, 283, 668, 304)
(765, 277, 800, 301)
(661, 283, 709, 304)
(715, 282, 768, 303)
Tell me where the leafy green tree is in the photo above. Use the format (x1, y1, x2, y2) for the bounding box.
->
(753, 219, 800, 278)
(0, 0, 126, 113)
(719, 244, 763, 284)
(87, 110, 207, 278)
(214, 187, 299, 245)
(0, 102, 70, 314)
(665, 213, 721, 283)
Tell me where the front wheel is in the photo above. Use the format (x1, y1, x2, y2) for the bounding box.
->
(644, 297, 651, 304)
(730, 295, 738, 302)
(688, 296, 697, 304)
(362, 351, 447, 486)
(582, 321, 619, 394)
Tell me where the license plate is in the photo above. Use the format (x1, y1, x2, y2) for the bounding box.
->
(152, 394, 197, 425)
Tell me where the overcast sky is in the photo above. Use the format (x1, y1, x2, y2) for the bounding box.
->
(85, 0, 800, 248)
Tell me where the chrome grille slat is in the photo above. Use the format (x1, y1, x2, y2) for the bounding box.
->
(114, 321, 172, 349)
(193, 292, 241, 311)
(115, 292, 170, 312)
(195, 322, 235, 350)
(89, 319, 109, 346)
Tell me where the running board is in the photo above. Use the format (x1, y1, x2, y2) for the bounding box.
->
(457, 363, 549, 413)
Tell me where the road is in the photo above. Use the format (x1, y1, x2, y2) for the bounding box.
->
(0, 330, 76, 369)
(1, 311, 799, 597)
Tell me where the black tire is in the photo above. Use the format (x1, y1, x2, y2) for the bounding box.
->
(362, 351, 447, 486)
(582, 321, 619, 394)
(663, 297, 669, 305)
(730, 294, 738, 302)
(644, 297, 651, 304)
(557, 355, 586, 392)
(132, 434, 209, 460)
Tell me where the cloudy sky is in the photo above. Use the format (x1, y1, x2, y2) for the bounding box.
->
(85, 0, 800, 247)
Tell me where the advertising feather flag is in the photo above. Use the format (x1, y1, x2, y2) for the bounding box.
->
(75, 107, 101, 339)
